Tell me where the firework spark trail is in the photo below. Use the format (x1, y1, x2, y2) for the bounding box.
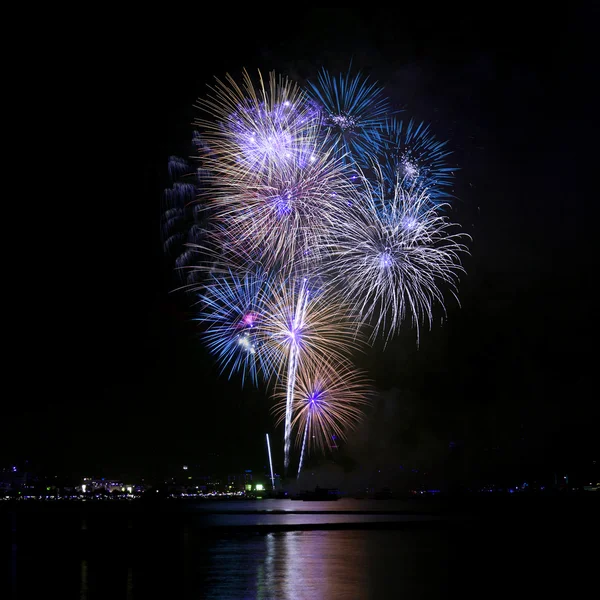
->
(266, 433, 275, 490)
(161, 153, 211, 287)
(283, 277, 309, 473)
(297, 414, 310, 479)
(260, 275, 363, 473)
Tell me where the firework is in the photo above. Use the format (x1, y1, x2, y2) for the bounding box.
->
(272, 358, 371, 477)
(195, 69, 321, 180)
(259, 276, 363, 472)
(161, 140, 215, 287)
(194, 69, 362, 271)
(378, 118, 456, 205)
(164, 65, 469, 476)
(320, 165, 469, 343)
(259, 276, 362, 385)
(266, 433, 275, 490)
(197, 268, 274, 386)
(306, 67, 391, 167)
(206, 138, 359, 272)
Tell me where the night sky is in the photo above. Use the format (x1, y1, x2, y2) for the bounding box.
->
(5, 7, 596, 485)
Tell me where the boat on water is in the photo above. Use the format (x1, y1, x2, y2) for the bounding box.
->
(290, 486, 340, 501)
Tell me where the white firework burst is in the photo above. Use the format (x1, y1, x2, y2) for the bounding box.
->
(320, 164, 470, 343)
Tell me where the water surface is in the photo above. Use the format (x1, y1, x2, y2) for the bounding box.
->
(2, 497, 596, 598)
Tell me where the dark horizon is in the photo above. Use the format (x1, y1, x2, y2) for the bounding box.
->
(3, 8, 596, 485)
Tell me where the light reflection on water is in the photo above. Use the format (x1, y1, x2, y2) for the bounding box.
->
(4, 499, 595, 598)
(197, 529, 447, 599)
(185, 498, 429, 512)
(199, 512, 443, 527)
(5, 506, 449, 599)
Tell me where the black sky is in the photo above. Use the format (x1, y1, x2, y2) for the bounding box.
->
(5, 7, 597, 483)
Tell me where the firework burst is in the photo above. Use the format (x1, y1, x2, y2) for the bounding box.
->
(164, 65, 470, 477)
(272, 358, 371, 477)
(197, 269, 274, 387)
(195, 69, 321, 180)
(259, 276, 363, 471)
(378, 118, 456, 205)
(306, 67, 391, 167)
(194, 69, 361, 271)
(321, 165, 469, 343)
(259, 276, 362, 379)
(205, 138, 359, 271)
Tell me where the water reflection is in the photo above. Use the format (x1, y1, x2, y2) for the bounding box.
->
(201, 529, 445, 599)
(280, 531, 362, 599)
(11, 511, 17, 599)
(5, 512, 447, 599)
(6, 502, 592, 598)
(80, 559, 88, 600)
(126, 566, 133, 600)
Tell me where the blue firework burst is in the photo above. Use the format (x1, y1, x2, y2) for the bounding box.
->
(378, 118, 456, 206)
(197, 269, 275, 386)
(306, 67, 391, 167)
